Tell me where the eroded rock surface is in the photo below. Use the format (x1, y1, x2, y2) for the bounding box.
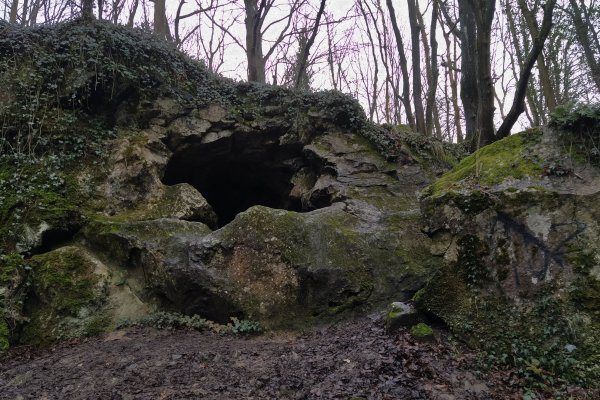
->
(417, 128, 600, 382)
(0, 20, 445, 348)
(82, 97, 437, 328)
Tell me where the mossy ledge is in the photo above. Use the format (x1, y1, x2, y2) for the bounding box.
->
(426, 128, 544, 196)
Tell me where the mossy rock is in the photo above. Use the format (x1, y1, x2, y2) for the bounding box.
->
(418, 128, 600, 387)
(0, 19, 448, 345)
(427, 128, 543, 196)
(196, 203, 438, 327)
(20, 247, 111, 346)
(0, 253, 32, 352)
(410, 322, 433, 338)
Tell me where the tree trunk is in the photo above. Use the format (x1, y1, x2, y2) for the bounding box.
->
(295, 0, 326, 89)
(82, 0, 94, 20)
(458, 0, 478, 147)
(407, 0, 426, 134)
(425, 0, 439, 137)
(245, 0, 266, 83)
(20, 0, 29, 25)
(357, 0, 380, 120)
(517, 0, 557, 112)
(153, 0, 169, 39)
(9, 0, 19, 23)
(97, 0, 104, 20)
(127, 0, 139, 27)
(386, 0, 415, 130)
(28, 0, 41, 26)
(504, 0, 541, 126)
(473, 0, 496, 148)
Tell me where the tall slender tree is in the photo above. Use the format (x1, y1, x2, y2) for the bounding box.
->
(407, 0, 426, 134)
(458, 0, 496, 150)
(386, 0, 415, 129)
(82, 0, 94, 20)
(153, 0, 169, 39)
(295, 0, 326, 88)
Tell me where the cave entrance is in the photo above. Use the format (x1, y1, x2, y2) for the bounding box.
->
(162, 139, 322, 228)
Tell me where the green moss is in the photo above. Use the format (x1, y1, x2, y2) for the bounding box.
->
(411, 322, 433, 337)
(31, 249, 97, 311)
(419, 256, 600, 388)
(387, 309, 401, 321)
(21, 247, 109, 346)
(566, 245, 598, 275)
(0, 157, 91, 254)
(84, 313, 112, 336)
(411, 288, 426, 303)
(0, 319, 9, 351)
(428, 129, 543, 196)
(0, 253, 31, 351)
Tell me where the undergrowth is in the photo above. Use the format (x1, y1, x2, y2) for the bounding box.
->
(550, 102, 600, 166)
(116, 312, 263, 336)
(362, 122, 466, 165)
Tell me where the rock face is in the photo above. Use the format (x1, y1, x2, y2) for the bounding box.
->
(417, 128, 600, 382)
(0, 20, 445, 347)
(82, 96, 437, 328)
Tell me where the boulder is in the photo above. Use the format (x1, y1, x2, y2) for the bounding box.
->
(385, 301, 420, 332)
(417, 128, 600, 382)
(0, 21, 451, 347)
(20, 246, 150, 346)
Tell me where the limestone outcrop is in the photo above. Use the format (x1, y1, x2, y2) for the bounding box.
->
(83, 96, 438, 328)
(417, 128, 600, 382)
(0, 20, 448, 347)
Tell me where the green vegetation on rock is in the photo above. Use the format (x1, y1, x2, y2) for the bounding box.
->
(0, 19, 442, 349)
(20, 247, 110, 346)
(0, 253, 31, 352)
(427, 128, 543, 196)
(550, 103, 600, 167)
(410, 322, 433, 337)
(0, 319, 9, 351)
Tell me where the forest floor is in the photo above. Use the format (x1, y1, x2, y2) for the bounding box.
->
(0, 313, 584, 400)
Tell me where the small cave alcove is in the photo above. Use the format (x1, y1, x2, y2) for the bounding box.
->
(162, 139, 329, 228)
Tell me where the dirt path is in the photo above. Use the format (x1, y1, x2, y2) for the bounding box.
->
(0, 315, 523, 399)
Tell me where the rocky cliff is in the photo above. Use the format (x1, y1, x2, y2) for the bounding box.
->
(3, 18, 596, 389)
(0, 20, 455, 349)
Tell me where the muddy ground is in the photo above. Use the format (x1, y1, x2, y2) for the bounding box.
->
(0, 314, 573, 399)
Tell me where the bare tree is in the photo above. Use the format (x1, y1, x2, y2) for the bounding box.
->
(458, 0, 496, 150)
(9, 0, 18, 22)
(568, 0, 600, 92)
(517, 0, 557, 112)
(240, 0, 308, 83)
(423, 0, 440, 137)
(294, 0, 326, 88)
(82, 0, 94, 20)
(438, 2, 463, 141)
(497, 0, 556, 139)
(386, 0, 415, 129)
(407, 0, 426, 134)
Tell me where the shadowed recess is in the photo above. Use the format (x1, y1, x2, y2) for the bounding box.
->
(162, 134, 330, 227)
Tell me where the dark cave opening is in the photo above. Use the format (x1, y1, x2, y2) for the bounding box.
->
(162, 139, 325, 228)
